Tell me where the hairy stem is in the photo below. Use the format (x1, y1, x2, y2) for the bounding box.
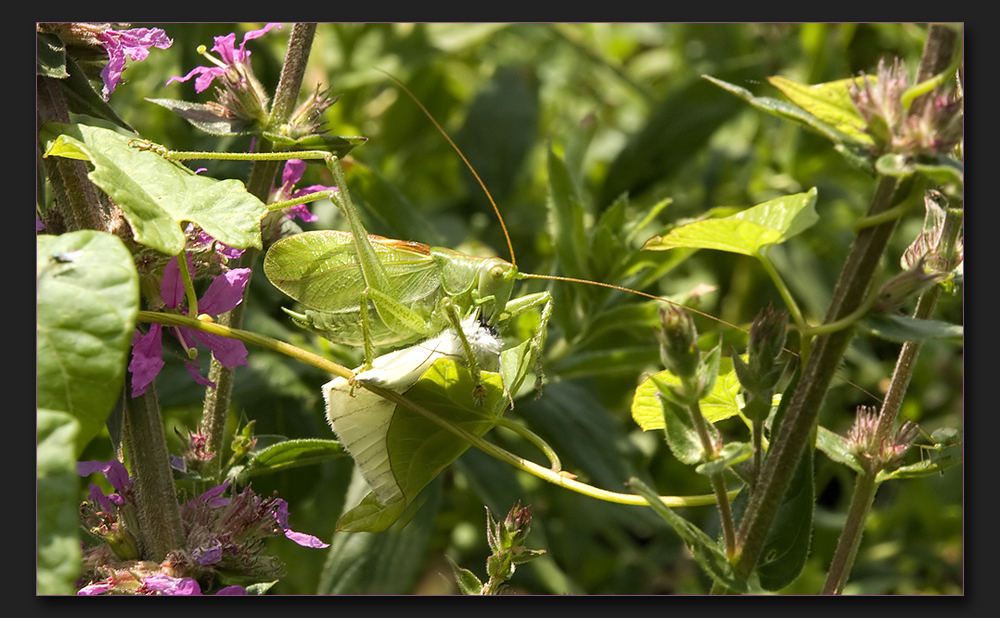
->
(732, 173, 903, 582)
(200, 23, 317, 481)
(824, 204, 963, 593)
(821, 471, 878, 594)
(37, 75, 117, 234)
(120, 376, 186, 560)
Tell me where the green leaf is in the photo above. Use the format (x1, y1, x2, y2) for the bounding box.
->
(816, 426, 864, 474)
(319, 475, 443, 594)
(455, 65, 539, 210)
(632, 356, 744, 432)
(876, 443, 962, 483)
(36, 33, 69, 78)
(36, 410, 82, 595)
(448, 556, 485, 595)
(36, 231, 139, 455)
(695, 441, 753, 476)
(40, 123, 267, 255)
(642, 188, 818, 257)
(547, 146, 590, 281)
(630, 477, 748, 593)
(874, 153, 964, 191)
(335, 491, 409, 533)
(767, 75, 872, 145)
(704, 75, 872, 149)
(263, 131, 369, 159)
(860, 313, 963, 343)
(600, 71, 754, 206)
(747, 364, 813, 591)
(652, 379, 705, 466)
(146, 98, 257, 135)
(233, 439, 347, 482)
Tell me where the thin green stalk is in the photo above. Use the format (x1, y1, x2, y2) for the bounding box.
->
(686, 396, 736, 557)
(756, 255, 809, 364)
(138, 311, 730, 509)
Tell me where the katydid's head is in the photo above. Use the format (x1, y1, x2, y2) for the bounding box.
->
(478, 257, 517, 325)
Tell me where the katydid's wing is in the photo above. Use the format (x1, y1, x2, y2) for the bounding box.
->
(263, 230, 440, 312)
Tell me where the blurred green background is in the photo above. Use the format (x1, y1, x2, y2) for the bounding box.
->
(77, 23, 962, 594)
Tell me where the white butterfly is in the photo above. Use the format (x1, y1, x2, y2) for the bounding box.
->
(323, 316, 503, 505)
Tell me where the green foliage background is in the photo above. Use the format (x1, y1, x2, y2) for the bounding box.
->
(73, 23, 961, 594)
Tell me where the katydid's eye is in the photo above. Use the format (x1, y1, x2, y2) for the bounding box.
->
(491, 265, 506, 280)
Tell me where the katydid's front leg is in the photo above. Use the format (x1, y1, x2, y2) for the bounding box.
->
(440, 298, 490, 405)
(499, 291, 554, 392)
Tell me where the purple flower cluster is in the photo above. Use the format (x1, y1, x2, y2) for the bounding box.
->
(77, 460, 328, 595)
(129, 254, 251, 397)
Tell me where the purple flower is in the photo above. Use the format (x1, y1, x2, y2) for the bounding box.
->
(167, 24, 280, 93)
(191, 226, 246, 260)
(140, 574, 247, 596)
(98, 27, 173, 100)
(76, 463, 325, 594)
(129, 254, 250, 396)
(78, 459, 132, 492)
(272, 497, 329, 548)
(166, 24, 281, 127)
(77, 579, 115, 596)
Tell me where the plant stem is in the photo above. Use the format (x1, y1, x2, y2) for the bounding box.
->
(37, 75, 118, 235)
(200, 23, 317, 481)
(729, 25, 960, 588)
(732, 173, 903, 582)
(686, 398, 736, 556)
(821, 471, 878, 595)
(823, 205, 963, 593)
(120, 376, 186, 560)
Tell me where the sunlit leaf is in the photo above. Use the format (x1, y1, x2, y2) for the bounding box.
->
(642, 188, 818, 257)
(767, 75, 872, 144)
(632, 356, 744, 432)
(40, 122, 268, 255)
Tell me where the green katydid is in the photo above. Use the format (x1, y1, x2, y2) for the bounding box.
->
(263, 153, 554, 404)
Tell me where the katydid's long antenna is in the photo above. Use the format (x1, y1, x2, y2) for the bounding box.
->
(521, 272, 884, 405)
(376, 68, 518, 268)
(519, 272, 748, 335)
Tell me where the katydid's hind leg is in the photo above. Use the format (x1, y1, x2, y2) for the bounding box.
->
(357, 291, 378, 373)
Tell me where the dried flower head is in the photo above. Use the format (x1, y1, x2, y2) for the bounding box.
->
(847, 406, 920, 474)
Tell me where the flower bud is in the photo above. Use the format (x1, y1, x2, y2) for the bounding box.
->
(656, 306, 700, 382)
